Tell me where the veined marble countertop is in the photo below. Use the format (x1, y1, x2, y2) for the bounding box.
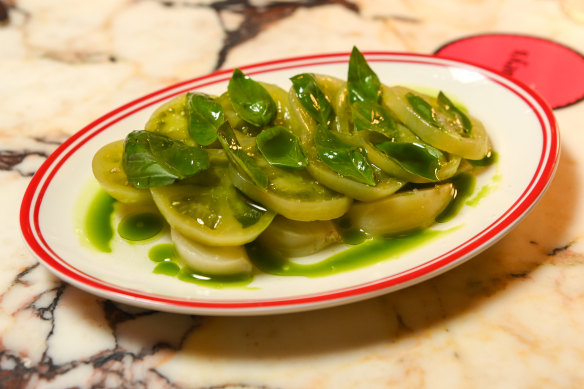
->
(2, 1, 584, 388)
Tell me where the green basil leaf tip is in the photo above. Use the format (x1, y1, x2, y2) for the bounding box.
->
(347, 46, 382, 104)
(227, 68, 276, 128)
(376, 141, 443, 181)
(256, 126, 308, 169)
(217, 122, 268, 190)
(122, 130, 210, 189)
(290, 73, 335, 129)
(186, 92, 224, 146)
(437, 91, 473, 135)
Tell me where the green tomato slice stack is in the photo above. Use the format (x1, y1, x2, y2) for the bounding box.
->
(333, 85, 462, 183)
(229, 147, 352, 221)
(150, 155, 275, 247)
(288, 75, 406, 202)
(383, 86, 490, 160)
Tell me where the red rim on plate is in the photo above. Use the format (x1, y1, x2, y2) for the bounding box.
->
(19, 52, 559, 315)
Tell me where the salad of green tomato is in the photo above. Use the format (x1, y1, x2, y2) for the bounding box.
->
(91, 46, 493, 278)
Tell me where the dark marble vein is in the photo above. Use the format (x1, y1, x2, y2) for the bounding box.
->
(211, 0, 359, 70)
(0, 0, 9, 25)
(0, 150, 49, 175)
(150, 0, 359, 70)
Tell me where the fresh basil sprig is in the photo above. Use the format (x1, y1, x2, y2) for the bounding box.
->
(347, 46, 382, 104)
(256, 126, 308, 169)
(186, 92, 224, 146)
(291, 73, 375, 186)
(375, 141, 444, 181)
(122, 130, 210, 189)
(228, 68, 276, 128)
(217, 121, 268, 189)
(437, 91, 473, 135)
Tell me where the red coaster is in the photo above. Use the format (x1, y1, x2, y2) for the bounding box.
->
(435, 34, 584, 109)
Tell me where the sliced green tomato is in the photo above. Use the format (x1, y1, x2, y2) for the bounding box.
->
(289, 87, 405, 202)
(363, 131, 462, 183)
(306, 158, 404, 202)
(216, 92, 257, 135)
(382, 86, 489, 160)
(332, 85, 418, 181)
(257, 216, 341, 257)
(229, 158, 352, 221)
(333, 85, 462, 183)
(144, 94, 195, 146)
(150, 158, 275, 246)
(345, 183, 455, 236)
(91, 140, 153, 204)
(260, 82, 294, 129)
(170, 228, 252, 276)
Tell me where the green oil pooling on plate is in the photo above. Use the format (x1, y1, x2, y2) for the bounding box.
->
(118, 212, 164, 241)
(248, 228, 448, 277)
(435, 172, 476, 223)
(149, 243, 181, 276)
(177, 269, 253, 289)
(148, 243, 253, 288)
(149, 243, 177, 262)
(85, 190, 116, 252)
(84, 188, 461, 285)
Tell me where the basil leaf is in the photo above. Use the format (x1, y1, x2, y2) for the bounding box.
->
(347, 46, 382, 104)
(216, 91, 262, 137)
(376, 141, 443, 181)
(256, 126, 308, 169)
(406, 93, 440, 128)
(217, 122, 268, 189)
(122, 130, 210, 189)
(186, 92, 224, 146)
(290, 73, 335, 128)
(228, 68, 276, 128)
(351, 100, 397, 137)
(437, 91, 473, 135)
(314, 126, 375, 186)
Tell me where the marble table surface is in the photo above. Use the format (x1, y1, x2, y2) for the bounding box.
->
(2, 0, 584, 388)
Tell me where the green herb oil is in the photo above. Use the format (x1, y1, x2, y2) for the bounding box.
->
(118, 212, 164, 241)
(85, 190, 116, 253)
(248, 229, 447, 277)
(436, 172, 476, 223)
(83, 185, 463, 285)
(148, 243, 253, 288)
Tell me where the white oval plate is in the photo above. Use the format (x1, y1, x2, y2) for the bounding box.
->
(20, 52, 559, 316)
